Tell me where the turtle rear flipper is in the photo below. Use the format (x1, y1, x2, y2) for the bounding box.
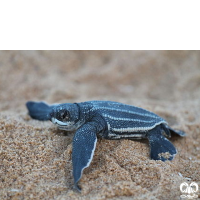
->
(26, 101, 53, 121)
(166, 125, 186, 137)
(147, 126, 177, 161)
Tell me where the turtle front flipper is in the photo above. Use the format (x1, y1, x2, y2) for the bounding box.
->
(26, 101, 54, 121)
(72, 123, 98, 192)
(146, 125, 177, 161)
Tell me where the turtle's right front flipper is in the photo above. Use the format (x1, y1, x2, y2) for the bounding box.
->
(26, 101, 54, 121)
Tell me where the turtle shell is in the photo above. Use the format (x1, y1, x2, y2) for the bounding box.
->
(90, 101, 167, 138)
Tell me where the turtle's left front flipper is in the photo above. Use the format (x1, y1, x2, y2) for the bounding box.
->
(72, 122, 100, 192)
(26, 101, 54, 121)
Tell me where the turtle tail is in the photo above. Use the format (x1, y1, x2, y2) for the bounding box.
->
(26, 101, 52, 121)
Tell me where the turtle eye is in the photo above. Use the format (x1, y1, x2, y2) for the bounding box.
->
(60, 110, 70, 121)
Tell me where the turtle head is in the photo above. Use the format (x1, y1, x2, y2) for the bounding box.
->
(49, 103, 81, 131)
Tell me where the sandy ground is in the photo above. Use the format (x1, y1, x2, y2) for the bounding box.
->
(0, 51, 200, 200)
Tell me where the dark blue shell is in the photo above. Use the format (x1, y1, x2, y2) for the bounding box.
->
(89, 101, 167, 136)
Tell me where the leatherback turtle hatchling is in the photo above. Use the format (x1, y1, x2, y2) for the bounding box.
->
(26, 100, 185, 191)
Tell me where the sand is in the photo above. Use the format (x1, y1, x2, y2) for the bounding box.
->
(0, 50, 200, 200)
